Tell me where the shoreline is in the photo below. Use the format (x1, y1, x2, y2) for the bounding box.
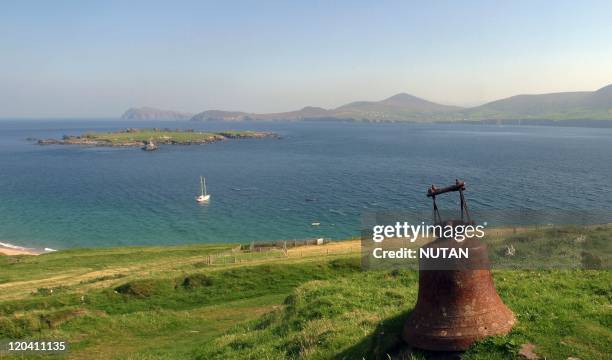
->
(0, 241, 52, 256)
(2, 223, 609, 257)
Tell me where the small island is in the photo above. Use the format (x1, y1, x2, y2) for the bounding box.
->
(36, 128, 277, 151)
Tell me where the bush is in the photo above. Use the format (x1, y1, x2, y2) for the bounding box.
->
(0, 314, 42, 337)
(0, 316, 21, 337)
(181, 273, 214, 289)
(328, 257, 360, 271)
(40, 308, 87, 329)
(115, 280, 160, 298)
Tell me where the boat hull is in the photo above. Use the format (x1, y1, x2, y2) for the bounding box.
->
(196, 195, 210, 202)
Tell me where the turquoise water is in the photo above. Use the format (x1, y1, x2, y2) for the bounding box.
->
(1, 120, 611, 249)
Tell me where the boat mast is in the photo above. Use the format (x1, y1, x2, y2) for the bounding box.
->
(200, 176, 205, 196)
(202, 177, 207, 196)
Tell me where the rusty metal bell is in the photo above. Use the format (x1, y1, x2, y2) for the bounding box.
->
(402, 236, 516, 351)
(402, 181, 515, 351)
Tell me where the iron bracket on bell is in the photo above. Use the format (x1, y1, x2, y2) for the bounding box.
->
(427, 179, 471, 225)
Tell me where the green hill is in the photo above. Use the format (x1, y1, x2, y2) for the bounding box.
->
(185, 84, 612, 123)
(329, 93, 463, 122)
(2, 226, 609, 359)
(189, 93, 464, 122)
(464, 84, 612, 121)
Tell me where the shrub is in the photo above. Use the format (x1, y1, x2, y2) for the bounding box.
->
(115, 280, 160, 298)
(328, 257, 360, 271)
(0, 317, 21, 337)
(181, 273, 214, 289)
(40, 309, 87, 328)
(0, 314, 42, 337)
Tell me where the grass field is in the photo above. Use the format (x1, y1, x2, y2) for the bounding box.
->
(35, 129, 276, 147)
(79, 129, 272, 145)
(0, 226, 610, 359)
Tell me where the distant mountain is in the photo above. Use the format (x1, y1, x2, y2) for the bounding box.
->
(464, 84, 612, 121)
(330, 93, 463, 121)
(587, 84, 612, 108)
(125, 84, 612, 123)
(190, 94, 462, 122)
(121, 107, 194, 120)
(191, 110, 250, 121)
(190, 106, 330, 121)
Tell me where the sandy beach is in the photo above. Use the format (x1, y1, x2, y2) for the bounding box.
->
(0, 242, 42, 256)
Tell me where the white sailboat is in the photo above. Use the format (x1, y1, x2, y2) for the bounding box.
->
(196, 176, 210, 203)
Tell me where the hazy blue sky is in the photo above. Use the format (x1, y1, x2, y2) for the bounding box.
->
(1, 0, 612, 118)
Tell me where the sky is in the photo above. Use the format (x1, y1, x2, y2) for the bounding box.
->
(1, 0, 612, 118)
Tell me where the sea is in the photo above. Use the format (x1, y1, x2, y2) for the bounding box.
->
(1, 119, 611, 250)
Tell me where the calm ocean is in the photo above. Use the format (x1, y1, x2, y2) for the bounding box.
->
(1, 120, 611, 249)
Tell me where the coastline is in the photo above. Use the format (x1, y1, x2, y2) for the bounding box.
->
(0, 241, 50, 256)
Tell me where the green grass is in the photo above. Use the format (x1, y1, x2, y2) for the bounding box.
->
(77, 129, 270, 145)
(0, 253, 360, 359)
(196, 269, 611, 359)
(487, 225, 611, 269)
(0, 244, 234, 285)
(0, 226, 610, 359)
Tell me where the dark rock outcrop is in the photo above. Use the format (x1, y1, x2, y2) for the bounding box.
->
(142, 141, 158, 151)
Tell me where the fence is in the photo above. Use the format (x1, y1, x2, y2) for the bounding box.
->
(199, 239, 359, 266)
